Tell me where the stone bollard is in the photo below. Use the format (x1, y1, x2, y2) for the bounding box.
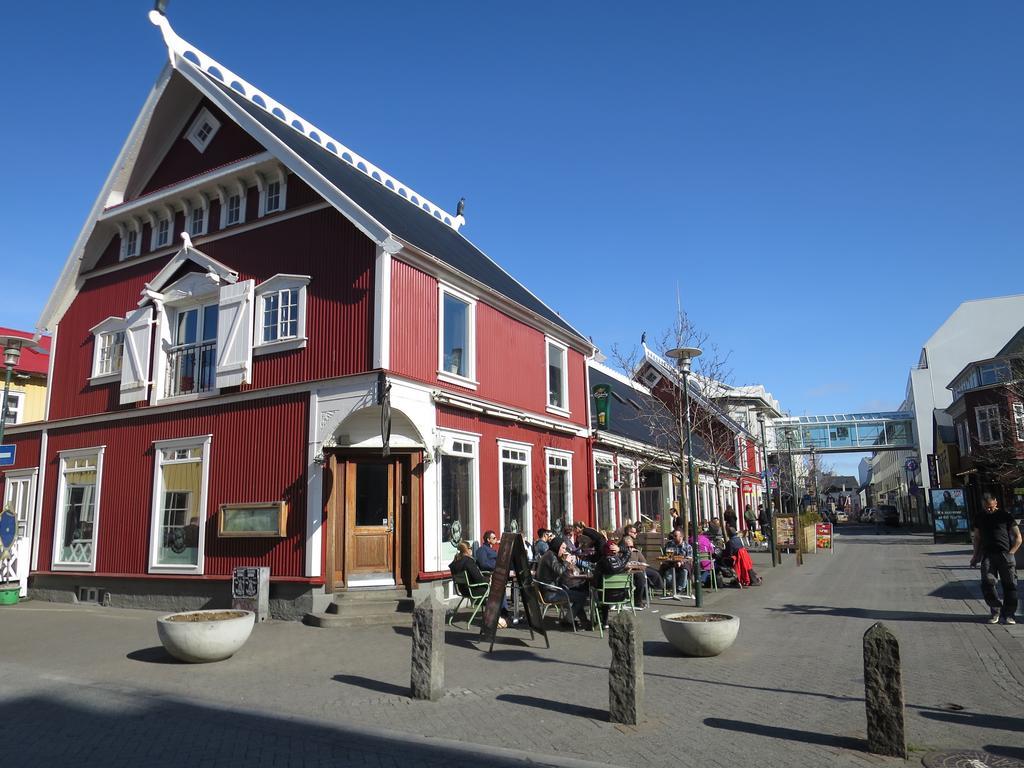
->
(608, 610, 644, 725)
(863, 622, 906, 758)
(410, 594, 445, 701)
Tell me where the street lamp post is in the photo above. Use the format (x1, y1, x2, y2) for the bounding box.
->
(810, 445, 819, 513)
(667, 345, 703, 608)
(756, 411, 776, 567)
(784, 427, 803, 566)
(0, 338, 25, 449)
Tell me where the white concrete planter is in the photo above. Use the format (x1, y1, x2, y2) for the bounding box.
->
(157, 609, 255, 663)
(660, 611, 739, 657)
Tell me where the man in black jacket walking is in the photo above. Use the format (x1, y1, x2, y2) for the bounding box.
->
(970, 493, 1021, 625)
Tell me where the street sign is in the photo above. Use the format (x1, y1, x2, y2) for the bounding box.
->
(0, 445, 15, 467)
(904, 457, 918, 472)
(927, 454, 939, 487)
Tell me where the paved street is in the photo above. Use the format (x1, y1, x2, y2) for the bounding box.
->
(1, 527, 1022, 768)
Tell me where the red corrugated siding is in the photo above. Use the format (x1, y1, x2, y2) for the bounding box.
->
(436, 406, 591, 533)
(36, 394, 307, 576)
(50, 207, 374, 420)
(138, 100, 265, 197)
(390, 259, 437, 379)
(390, 260, 588, 426)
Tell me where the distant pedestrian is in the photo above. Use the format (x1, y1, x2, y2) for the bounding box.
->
(724, 506, 738, 532)
(969, 493, 1020, 625)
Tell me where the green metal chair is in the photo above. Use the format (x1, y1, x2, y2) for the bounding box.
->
(589, 572, 635, 637)
(448, 570, 491, 627)
(533, 579, 578, 633)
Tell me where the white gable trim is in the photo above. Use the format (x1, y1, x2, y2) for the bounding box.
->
(143, 233, 238, 299)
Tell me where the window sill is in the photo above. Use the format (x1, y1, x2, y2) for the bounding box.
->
(88, 373, 121, 386)
(254, 337, 307, 356)
(148, 565, 205, 576)
(158, 390, 221, 406)
(51, 562, 97, 572)
(437, 371, 479, 390)
(546, 404, 571, 418)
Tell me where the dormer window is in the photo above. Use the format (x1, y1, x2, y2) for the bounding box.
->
(218, 181, 247, 229)
(155, 217, 170, 248)
(185, 107, 221, 153)
(257, 167, 288, 217)
(184, 194, 209, 237)
(118, 221, 141, 261)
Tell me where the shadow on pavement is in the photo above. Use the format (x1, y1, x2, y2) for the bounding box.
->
(985, 744, 1024, 760)
(704, 717, 866, 751)
(927, 581, 978, 599)
(767, 604, 971, 623)
(925, 549, 973, 557)
(919, 709, 1024, 733)
(644, 671, 862, 705)
(495, 693, 607, 722)
(332, 674, 409, 697)
(2, 692, 576, 767)
(126, 646, 180, 664)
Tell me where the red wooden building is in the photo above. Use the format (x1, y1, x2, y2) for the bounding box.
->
(4, 12, 593, 618)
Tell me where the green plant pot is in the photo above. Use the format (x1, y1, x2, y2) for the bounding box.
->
(0, 585, 20, 605)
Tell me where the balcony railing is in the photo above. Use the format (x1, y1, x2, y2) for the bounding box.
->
(165, 341, 217, 398)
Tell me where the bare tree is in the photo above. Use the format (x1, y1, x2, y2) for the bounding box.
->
(611, 305, 739, 532)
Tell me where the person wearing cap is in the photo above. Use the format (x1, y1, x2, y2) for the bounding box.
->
(535, 536, 589, 628)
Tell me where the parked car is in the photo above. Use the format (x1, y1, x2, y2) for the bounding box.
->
(879, 505, 899, 526)
(859, 508, 876, 522)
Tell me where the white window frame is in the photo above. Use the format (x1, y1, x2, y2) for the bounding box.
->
(594, 452, 617, 531)
(1014, 402, 1024, 442)
(2, 390, 23, 425)
(51, 447, 105, 572)
(89, 315, 127, 383)
(183, 193, 209, 238)
(253, 274, 310, 355)
(148, 435, 213, 575)
(545, 448, 573, 531)
(151, 272, 223, 404)
(118, 219, 142, 261)
(497, 439, 533, 539)
(618, 459, 637, 525)
(218, 180, 248, 229)
(185, 107, 221, 153)
(437, 283, 478, 389)
(956, 420, 970, 455)
(545, 336, 570, 416)
(436, 429, 481, 566)
(975, 404, 1002, 445)
(256, 167, 288, 217)
(3, 467, 37, 539)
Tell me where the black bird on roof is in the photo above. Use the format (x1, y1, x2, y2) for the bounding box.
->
(456, 197, 465, 217)
(154, 0, 169, 14)
(641, 331, 647, 345)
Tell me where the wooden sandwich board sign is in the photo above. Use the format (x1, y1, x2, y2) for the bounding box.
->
(480, 532, 548, 652)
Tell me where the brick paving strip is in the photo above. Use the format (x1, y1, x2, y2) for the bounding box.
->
(1, 529, 1022, 767)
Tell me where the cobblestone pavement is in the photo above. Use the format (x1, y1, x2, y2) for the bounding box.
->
(1, 528, 1022, 767)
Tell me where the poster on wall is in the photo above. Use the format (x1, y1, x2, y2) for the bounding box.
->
(931, 488, 970, 542)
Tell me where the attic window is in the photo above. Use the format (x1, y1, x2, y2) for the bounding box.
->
(186, 108, 221, 153)
(119, 221, 142, 261)
(257, 167, 288, 217)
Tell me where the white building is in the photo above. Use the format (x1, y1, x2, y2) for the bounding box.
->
(872, 294, 1024, 518)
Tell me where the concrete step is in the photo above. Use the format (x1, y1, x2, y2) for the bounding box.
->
(302, 611, 412, 629)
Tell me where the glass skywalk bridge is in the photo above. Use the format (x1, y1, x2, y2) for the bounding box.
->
(769, 412, 915, 454)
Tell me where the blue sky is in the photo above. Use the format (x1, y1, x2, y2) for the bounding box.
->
(2, 2, 1022, 474)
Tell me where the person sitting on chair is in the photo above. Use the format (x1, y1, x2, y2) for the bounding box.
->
(532, 528, 553, 560)
(722, 526, 762, 587)
(660, 527, 692, 594)
(696, 531, 717, 586)
(449, 541, 507, 628)
(593, 540, 631, 627)
(477, 530, 499, 571)
(621, 534, 663, 606)
(536, 536, 588, 628)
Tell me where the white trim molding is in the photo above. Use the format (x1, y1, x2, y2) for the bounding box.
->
(51, 445, 106, 572)
(148, 435, 213, 575)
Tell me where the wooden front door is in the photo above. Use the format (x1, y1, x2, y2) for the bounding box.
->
(344, 459, 397, 583)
